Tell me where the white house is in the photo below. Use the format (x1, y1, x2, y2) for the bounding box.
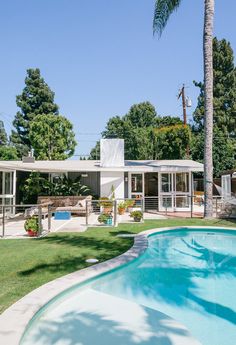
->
(0, 139, 203, 213)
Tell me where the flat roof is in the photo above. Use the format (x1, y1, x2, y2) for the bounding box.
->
(0, 159, 204, 173)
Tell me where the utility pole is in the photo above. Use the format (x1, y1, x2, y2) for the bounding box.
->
(178, 84, 192, 157)
(178, 84, 187, 125)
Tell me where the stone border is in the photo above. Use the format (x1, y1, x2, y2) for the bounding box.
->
(0, 225, 235, 345)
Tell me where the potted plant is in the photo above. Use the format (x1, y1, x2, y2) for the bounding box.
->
(99, 197, 113, 214)
(118, 201, 127, 215)
(126, 199, 135, 212)
(98, 213, 113, 225)
(24, 216, 39, 237)
(130, 210, 143, 222)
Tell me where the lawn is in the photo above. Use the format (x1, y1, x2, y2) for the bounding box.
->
(0, 217, 236, 314)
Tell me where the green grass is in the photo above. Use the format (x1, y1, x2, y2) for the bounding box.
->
(0, 217, 236, 314)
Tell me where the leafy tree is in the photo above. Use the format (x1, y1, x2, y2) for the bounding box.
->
(0, 121, 7, 145)
(154, 125, 191, 160)
(29, 114, 76, 160)
(89, 142, 100, 160)
(156, 116, 183, 128)
(89, 101, 185, 160)
(123, 102, 158, 128)
(124, 127, 155, 160)
(90, 102, 157, 159)
(191, 127, 236, 177)
(153, 0, 215, 218)
(11, 68, 59, 156)
(0, 146, 18, 160)
(0, 120, 19, 160)
(193, 38, 236, 134)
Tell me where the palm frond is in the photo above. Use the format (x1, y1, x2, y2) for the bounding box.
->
(153, 0, 182, 37)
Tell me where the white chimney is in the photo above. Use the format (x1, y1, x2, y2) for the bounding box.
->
(100, 139, 124, 167)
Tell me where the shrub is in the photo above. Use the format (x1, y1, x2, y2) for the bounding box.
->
(98, 213, 112, 224)
(129, 210, 143, 222)
(24, 216, 39, 233)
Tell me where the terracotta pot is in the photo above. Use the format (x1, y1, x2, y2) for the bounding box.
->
(27, 230, 38, 237)
(118, 208, 125, 215)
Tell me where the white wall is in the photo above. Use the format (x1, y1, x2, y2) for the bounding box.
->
(100, 171, 124, 199)
(100, 139, 124, 167)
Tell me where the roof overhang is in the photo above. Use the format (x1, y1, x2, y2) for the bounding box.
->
(0, 160, 204, 174)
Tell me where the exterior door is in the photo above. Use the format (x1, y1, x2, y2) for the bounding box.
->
(159, 173, 174, 211)
(0, 171, 15, 215)
(175, 172, 190, 210)
(221, 174, 231, 200)
(159, 172, 191, 211)
(129, 173, 144, 199)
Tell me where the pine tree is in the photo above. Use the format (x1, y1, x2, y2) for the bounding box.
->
(192, 37, 236, 176)
(11, 68, 59, 156)
(193, 37, 236, 134)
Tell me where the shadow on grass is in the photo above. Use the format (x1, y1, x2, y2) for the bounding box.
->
(18, 234, 133, 277)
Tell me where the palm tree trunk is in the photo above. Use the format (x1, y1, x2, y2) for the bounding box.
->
(204, 0, 215, 218)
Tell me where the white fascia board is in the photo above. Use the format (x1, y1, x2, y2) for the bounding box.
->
(0, 161, 203, 173)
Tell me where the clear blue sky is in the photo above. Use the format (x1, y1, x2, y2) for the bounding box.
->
(0, 0, 235, 156)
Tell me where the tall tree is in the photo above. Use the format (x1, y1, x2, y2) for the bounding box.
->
(0, 146, 18, 160)
(191, 128, 236, 177)
(0, 120, 19, 160)
(193, 38, 236, 134)
(0, 120, 7, 146)
(153, 0, 215, 218)
(11, 68, 59, 156)
(154, 124, 191, 160)
(29, 114, 76, 160)
(89, 101, 186, 160)
(192, 37, 236, 176)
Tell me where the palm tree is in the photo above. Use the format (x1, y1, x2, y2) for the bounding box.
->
(153, 0, 215, 218)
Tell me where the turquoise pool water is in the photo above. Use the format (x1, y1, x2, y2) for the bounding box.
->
(21, 229, 236, 345)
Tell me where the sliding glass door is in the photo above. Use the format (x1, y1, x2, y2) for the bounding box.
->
(0, 171, 15, 215)
(159, 172, 191, 211)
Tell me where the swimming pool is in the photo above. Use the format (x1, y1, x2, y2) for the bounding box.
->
(21, 228, 236, 345)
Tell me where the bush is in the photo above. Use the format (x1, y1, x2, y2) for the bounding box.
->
(129, 210, 143, 222)
(24, 217, 39, 233)
(98, 213, 113, 224)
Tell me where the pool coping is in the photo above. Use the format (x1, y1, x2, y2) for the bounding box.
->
(0, 225, 235, 345)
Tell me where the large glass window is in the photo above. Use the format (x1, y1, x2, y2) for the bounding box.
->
(161, 173, 172, 193)
(176, 173, 189, 193)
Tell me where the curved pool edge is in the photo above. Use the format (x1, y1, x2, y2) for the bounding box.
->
(0, 225, 235, 345)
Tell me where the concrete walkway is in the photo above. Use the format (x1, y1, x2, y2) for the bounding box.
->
(0, 212, 166, 238)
